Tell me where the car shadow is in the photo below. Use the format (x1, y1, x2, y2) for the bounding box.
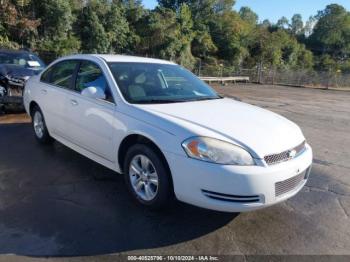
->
(0, 123, 238, 256)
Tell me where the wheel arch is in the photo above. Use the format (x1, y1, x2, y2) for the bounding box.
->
(118, 133, 173, 185)
(29, 100, 40, 117)
(29, 101, 51, 134)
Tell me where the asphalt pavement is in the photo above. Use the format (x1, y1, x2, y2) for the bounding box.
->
(0, 84, 349, 259)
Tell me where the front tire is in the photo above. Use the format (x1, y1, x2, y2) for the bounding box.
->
(124, 144, 172, 210)
(31, 106, 53, 144)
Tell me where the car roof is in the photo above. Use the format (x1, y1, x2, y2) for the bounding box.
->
(60, 54, 176, 65)
(93, 54, 176, 65)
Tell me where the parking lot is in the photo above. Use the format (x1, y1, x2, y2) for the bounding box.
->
(0, 84, 350, 259)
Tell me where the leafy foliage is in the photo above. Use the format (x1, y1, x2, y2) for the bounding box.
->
(309, 4, 350, 63)
(0, 0, 349, 72)
(291, 14, 304, 35)
(239, 7, 258, 26)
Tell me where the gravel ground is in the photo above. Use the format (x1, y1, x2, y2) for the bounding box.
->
(0, 84, 349, 260)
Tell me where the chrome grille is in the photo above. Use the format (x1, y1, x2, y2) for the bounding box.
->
(275, 172, 305, 197)
(264, 141, 306, 165)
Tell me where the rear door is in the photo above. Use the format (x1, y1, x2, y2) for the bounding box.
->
(38, 60, 79, 137)
(64, 60, 117, 162)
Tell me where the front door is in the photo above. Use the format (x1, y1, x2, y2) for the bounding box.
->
(64, 60, 117, 162)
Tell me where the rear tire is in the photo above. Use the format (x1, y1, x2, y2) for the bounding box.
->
(31, 105, 54, 144)
(123, 143, 172, 210)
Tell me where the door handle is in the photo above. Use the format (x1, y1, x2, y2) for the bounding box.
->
(41, 89, 47, 94)
(70, 99, 78, 106)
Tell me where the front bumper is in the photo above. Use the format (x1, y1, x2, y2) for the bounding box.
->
(0, 83, 24, 105)
(165, 144, 313, 212)
(0, 96, 23, 104)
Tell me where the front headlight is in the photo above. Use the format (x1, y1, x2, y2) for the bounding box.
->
(182, 137, 255, 166)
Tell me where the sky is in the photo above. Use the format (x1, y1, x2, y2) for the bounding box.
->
(142, 0, 350, 23)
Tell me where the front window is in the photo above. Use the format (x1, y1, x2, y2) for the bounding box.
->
(76, 61, 114, 103)
(108, 62, 221, 104)
(0, 52, 45, 70)
(48, 60, 79, 89)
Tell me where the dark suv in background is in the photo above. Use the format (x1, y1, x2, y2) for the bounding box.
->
(0, 49, 45, 112)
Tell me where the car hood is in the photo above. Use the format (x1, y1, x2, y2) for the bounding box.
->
(0, 64, 43, 79)
(137, 98, 305, 158)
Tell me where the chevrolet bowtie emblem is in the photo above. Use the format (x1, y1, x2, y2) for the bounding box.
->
(288, 149, 297, 158)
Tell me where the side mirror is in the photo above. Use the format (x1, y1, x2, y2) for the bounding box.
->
(81, 86, 106, 100)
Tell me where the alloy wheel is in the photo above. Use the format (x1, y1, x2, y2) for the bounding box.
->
(129, 154, 159, 201)
(33, 111, 44, 139)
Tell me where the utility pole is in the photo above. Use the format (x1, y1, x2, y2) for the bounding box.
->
(257, 61, 263, 84)
(220, 63, 224, 85)
(198, 59, 202, 77)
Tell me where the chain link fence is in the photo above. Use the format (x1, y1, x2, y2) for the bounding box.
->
(252, 69, 350, 88)
(25, 51, 350, 89)
(195, 63, 350, 88)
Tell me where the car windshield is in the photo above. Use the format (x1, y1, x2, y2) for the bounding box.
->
(108, 62, 221, 104)
(0, 51, 45, 69)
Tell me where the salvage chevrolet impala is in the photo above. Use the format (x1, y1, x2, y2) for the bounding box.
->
(23, 55, 313, 212)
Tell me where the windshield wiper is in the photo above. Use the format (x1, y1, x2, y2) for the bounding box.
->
(134, 96, 223, 104)
(134, 99, 187, 104)
(185, 96, 224, 102)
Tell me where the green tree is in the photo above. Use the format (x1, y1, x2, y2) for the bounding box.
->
(276, 16, 289, 29)
(158, 0, 190, 11)
(121, 0, 148, 54)
(76, 0, 130, 54)
(239, 6, 258, 26)
(210, 10, 249, 65)
(31, 0, 74, 37)
(122, 0, 146, 27)
(176, 4, 196, 68)
(0, 0, 40, 48)
(304, 16, 316, 37)
(2, 0, 347, 75)
(297, 46, 314, 69)
(158, 0, 235, 15)
(78, 4, 109, 53)
(291, 14, 304, 35)
(316, 54, 337, 71)
(261, 19, 272, 29)
(136, 4, 196, 68)
(213, 0, 235, 13)
(31, 0, 80, 56)
(309, 4, 350, 62)
(184, 0, 218, 62)
(191, 31, 217, 59)
(245, 27, 313, 70)
(104, 2, 130, 53)
(137, 7, 179, 58)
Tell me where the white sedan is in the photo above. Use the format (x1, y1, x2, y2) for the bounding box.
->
(23, 54, 313, 212)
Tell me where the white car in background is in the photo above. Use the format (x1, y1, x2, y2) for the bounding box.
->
(23, 54, 313, 212)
